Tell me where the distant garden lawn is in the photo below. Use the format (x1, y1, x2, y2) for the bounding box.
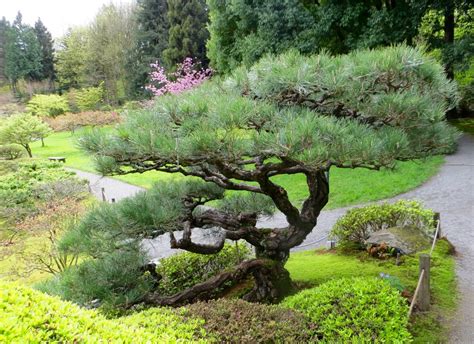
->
(31, 128, 444, 209)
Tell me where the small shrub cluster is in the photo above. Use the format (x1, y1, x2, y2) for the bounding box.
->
(0, 160, 87, 222)
(26, 94, 70, 117)
(157, 243, 251, 295)
(185, 298, 317, 343)
(283, 277, 412, 342)
(0, 144, 23, 160)
(0, 281, 206, 343)
(42, 111, 121, 133)
(330, 200, 435, 248)
(74, 84, 105, 112)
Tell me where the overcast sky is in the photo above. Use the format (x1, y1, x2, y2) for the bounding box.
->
(0, 0, 134, 39)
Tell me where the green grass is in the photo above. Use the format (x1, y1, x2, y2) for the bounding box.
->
(30, 128, 444, 209)
(286, 240, 457, 342)
(450, 118, 474, 136)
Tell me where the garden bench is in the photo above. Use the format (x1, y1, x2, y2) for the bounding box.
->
(48, 156, 66, 163)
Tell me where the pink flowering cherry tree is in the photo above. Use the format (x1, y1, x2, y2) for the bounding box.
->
(146, 57, 212, 96)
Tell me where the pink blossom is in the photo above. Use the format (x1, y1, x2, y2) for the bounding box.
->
(146, 58, 212, 96)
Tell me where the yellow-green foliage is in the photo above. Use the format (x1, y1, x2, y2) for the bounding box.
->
(283, 277, 412, 343)
(75, 84, 104, 112)
(0, 281, 207, 343)
(27, 94, 70, 117)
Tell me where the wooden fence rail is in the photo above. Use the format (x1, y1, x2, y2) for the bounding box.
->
(408, 214, 441, 318)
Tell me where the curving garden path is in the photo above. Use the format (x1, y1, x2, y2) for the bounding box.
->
(71, 134, 473, 342)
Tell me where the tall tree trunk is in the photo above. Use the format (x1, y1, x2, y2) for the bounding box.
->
(444, 0, 455, 80)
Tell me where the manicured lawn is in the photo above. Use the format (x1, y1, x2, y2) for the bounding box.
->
(31, 128, 444, 209)
(286, 240, 457, 343)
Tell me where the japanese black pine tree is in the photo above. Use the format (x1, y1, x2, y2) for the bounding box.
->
(61, 46, 459, 306)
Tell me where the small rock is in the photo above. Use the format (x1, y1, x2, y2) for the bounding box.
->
(365, 226, 431, 255)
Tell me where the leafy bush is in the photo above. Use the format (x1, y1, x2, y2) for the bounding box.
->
(330, 200, 435, 248)
(0, 160, 85, 222)
(185, 298, 317, 343)
(157, 243, 251, 295)
(42, 111, 121, 132)
(75, 84, 105, 111)
(27, 94, 70, 117)
(0, 144, 23, 160)
(283, 277, 412, 342)
(0, 281, 206, 343)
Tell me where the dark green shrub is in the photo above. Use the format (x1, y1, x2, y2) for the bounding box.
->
(27, 94, 70, 117)
(157, 243, 251, 295)
(185, 298, 317, 343)
(0, 281, 206, 343)
(283, 277, 412, 343)
(0, 144, 23, 160)
(330, 200, 435, 248)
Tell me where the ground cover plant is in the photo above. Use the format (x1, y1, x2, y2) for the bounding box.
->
(286, 240, 457, 342)
(0, 281, 208, 343)
(283, 277, 412, 342)
(47, 45, 458, 306)
(0, 159, 89, 283)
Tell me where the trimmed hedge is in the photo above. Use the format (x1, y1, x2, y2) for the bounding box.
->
(283, 277, 412, 343)
(185, 298, 317, 343)
(0, 281, 207, 343)
(330, 200, 435, 248)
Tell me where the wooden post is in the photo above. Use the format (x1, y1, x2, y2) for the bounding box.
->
(101, 187, 106, 202)
(418, 254, 431, 311)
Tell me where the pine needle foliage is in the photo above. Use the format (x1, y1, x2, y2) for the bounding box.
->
(61, 46, 458, 306)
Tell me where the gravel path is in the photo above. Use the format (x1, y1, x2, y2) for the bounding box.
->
(70, 135, 473, 341)
(67, 169, 144, 201)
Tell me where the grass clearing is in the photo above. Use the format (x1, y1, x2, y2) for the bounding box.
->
(30, 128, 444, 209)
(286, 240, 457, 342)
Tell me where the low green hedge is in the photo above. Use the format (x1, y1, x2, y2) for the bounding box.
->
(283, 277, 412, 343)
(330, 200, 435, 248)
(0, 281, 207, 343)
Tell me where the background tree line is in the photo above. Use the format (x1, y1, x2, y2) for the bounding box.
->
(0, 0, 472, 114)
